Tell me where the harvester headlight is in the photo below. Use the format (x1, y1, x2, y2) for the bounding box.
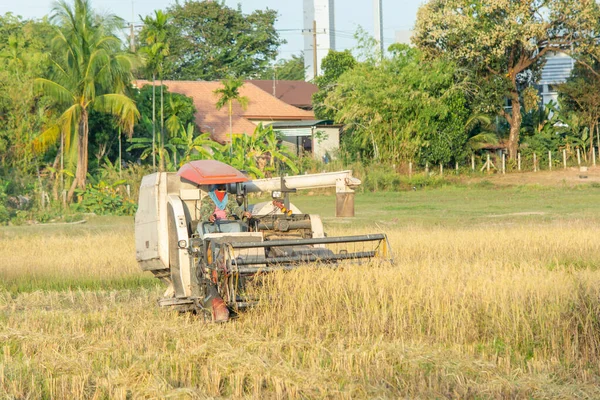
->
(178, 240, 187, 249)
(190, 238, 202, 253)
(272, 191, 282, 199)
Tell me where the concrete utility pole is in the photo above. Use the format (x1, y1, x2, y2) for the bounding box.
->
(303, 0, 334, 81)
(313, 20, 318, 78)
(130, 1, 135, 52)
(374, 0, 383, 54)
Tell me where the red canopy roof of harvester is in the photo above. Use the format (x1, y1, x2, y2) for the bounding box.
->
(176, 160, 249, 185)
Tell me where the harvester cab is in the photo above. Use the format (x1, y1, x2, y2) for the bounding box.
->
(135, 160, 392, 322)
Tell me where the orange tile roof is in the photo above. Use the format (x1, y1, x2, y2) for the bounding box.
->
(135, 80, 315, 143)
(247, 80, 317, 108)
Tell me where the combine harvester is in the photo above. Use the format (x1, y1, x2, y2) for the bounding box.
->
(135, 160, 392, 321)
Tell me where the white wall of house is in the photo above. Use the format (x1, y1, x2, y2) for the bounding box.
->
(539, 52, 575, 106)
(312, 126, 339, 161)
(274, 125, 340, 160)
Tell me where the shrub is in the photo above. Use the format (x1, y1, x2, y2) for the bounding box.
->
(74, 180, 137, 216)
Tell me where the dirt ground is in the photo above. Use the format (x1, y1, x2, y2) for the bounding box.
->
(465, 166, 600, 186)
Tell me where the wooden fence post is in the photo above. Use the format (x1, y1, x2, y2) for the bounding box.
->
(425, 162, 429, 174)
(533, 152, 537, 172)
(409, 162, 412, 178)
(548, 151, 552, 171)
(455, 161, 458, 173)
(440, 163, 443, 176)
(594, 147, 597, 167)
(518, 152, 521, 171)
(502, 153, 506, 174)
(487, 154, 490, 173)
(577, 148, 581, 166)
(563, 149, 567, 169)
(471, 154, 475, 171)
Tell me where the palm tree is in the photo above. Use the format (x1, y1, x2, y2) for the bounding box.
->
(140, 10, 170, 172)
(213, 77, 249, 157)
(34, 0, 139, 202)
(465, 113, 499, 152)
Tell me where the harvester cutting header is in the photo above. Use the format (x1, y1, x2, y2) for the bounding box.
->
(135, 160, 392, 322)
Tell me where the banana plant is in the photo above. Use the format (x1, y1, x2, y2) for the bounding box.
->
(169, 123, 224, 166)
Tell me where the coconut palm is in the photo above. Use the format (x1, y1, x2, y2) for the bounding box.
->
(213, 77, 249, 157)
(465, 113, 499, 152)
(34, 0, 139, 202)
(139, 10, 170, 172)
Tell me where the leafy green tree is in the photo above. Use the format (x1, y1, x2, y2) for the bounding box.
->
(160, 1, 283, 80)
(165, 93, 196, 137)
(34, 0, 140, 201)
(312, 50, 357, 120)
(259, 53, 306, 81)
(214, 78, 250, 154)
(0, 14, 54, 177)
(127, 117, 164, 167)
(324, 45, 470, 166)
(413, 0, 600, 159)
(558, 63, 600, 155)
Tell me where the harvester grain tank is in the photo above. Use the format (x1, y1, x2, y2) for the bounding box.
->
(135, 160, 392, 321)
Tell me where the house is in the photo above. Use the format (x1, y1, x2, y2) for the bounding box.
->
(537, 52, 576, 106)
(246, 80, 318, 110)
(134, 80, 339, 159)
(268, 120, 341, 161)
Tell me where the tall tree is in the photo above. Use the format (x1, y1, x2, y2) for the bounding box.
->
(413, 0, 600, 159)
(259, 53, 306, 81)
(214, 78, 249, 156)
(34, 0, 139, 201)
(324, 45, 470, 165)
(139, 10, 170, 171)
(158, 1, 283, 80)
(0, 14, 54, 176)
(312, 50, 357, 120)
(558, 63, 600, 155)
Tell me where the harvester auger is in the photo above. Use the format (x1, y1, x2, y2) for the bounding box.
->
(135, 160, 393, 322)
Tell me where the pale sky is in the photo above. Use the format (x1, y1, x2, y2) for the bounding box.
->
(1, 0, 424, 58)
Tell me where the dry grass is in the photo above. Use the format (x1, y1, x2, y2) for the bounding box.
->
(0, 229, 156, 293)
(1, 220, 600, 398)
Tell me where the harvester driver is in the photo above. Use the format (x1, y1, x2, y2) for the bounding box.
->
(200, 184, 251, 223)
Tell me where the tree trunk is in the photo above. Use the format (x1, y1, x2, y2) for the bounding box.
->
(590, 122, 595, 160)
(51, 150, 60, 201)
(507, 91, 522, 160)
(152, 74, 156, 170)
(68, 108, 88, 202)
(159, 79, 164, 172)
(229, 100, 233, 159)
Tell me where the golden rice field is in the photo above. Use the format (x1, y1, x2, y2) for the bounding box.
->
(1, 186, 600, 399)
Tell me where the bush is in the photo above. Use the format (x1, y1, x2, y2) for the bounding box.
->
(73, 180, 137, 216)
